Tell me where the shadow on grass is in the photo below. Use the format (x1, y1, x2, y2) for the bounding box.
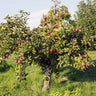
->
(58, 60, 96, 82)
(0, 60, 12, 72)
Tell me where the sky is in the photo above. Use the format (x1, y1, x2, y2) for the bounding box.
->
(0, 0, 84, 28)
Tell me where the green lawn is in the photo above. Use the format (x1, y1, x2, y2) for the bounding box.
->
(0, 51, 96, 96)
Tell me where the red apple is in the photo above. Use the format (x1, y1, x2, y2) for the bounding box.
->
(75, 28, 79, 32)
(61, 14, 63, 17)
(22, 56, 25, 60)
(47, 32, 51, 34)
(73, 42, 76, 46)
(56, 18, 58, 20)
(44, 18, 47, 21)
(18, 60, 22, 64)
(79, 55, 81, 58)
(3, 26, 6, 30)
(43, 49, 46, 51)
(53, 49, 56, 52)
(81, 63, 85, 66)
(21, 53, 24, 56)
(44, 23, 47, 26)
(84, 42, 87, 45)
(56, 25, 58, 28)
(58, 15, 60, 17)
(79, 68, 81, 71)
(78, 36, 81, 38)
(2, 56, 6, 59)
(12, 47, 15, 50)
(47, 17, 49, 20)
(88, 63, 91, 66)
(71, 35, 74, 38)
(54, 44, 57, 48)
(73, 55, 76, 57)
(65, 10, 68, 13)
(83, 55, 87, 58)
(52, 26, 55, 29)
(50, 49, 53, 53)
(41, 68, 45, 71)
(26, 34, 29, 37)
(33, 37, 36, 40)
(6, 53, 9, 57)
(69, 51, 72, 54)
(47, 28, 49, 30)
(55, 37, 58, 40)
(14, 60, 18, 63)
(16, 42, 19, 45)
(56, 34, 58, 37)
(83, 69, 86, 72)
(46, 77, 49, 81)
(54, 28, 57, 30)
(22, 71, 24, 75)
(54, 41, 56, 43)
(59, 52, 62, 54)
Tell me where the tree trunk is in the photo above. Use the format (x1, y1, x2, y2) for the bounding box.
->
(42, 70, 52, 91)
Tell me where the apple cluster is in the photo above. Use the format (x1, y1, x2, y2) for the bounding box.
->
(32, 6, 93, 75)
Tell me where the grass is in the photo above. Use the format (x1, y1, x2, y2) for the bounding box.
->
(0, 51, 96, 96)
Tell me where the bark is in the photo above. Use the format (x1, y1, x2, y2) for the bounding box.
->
(42, 70, 52, 91)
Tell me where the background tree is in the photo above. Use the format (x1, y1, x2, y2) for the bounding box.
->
(74, 0, 96, 49)
(0, 10, 31, 80)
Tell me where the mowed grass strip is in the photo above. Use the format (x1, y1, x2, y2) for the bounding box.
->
(0, 51, 96, 96)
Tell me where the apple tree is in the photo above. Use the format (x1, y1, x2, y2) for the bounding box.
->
(0, 10, 31, 80)
(0, 0, 94, 91)
(30, 0, 93, 91)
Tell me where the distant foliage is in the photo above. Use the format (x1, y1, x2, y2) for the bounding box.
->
(75, 0, 96, 49)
